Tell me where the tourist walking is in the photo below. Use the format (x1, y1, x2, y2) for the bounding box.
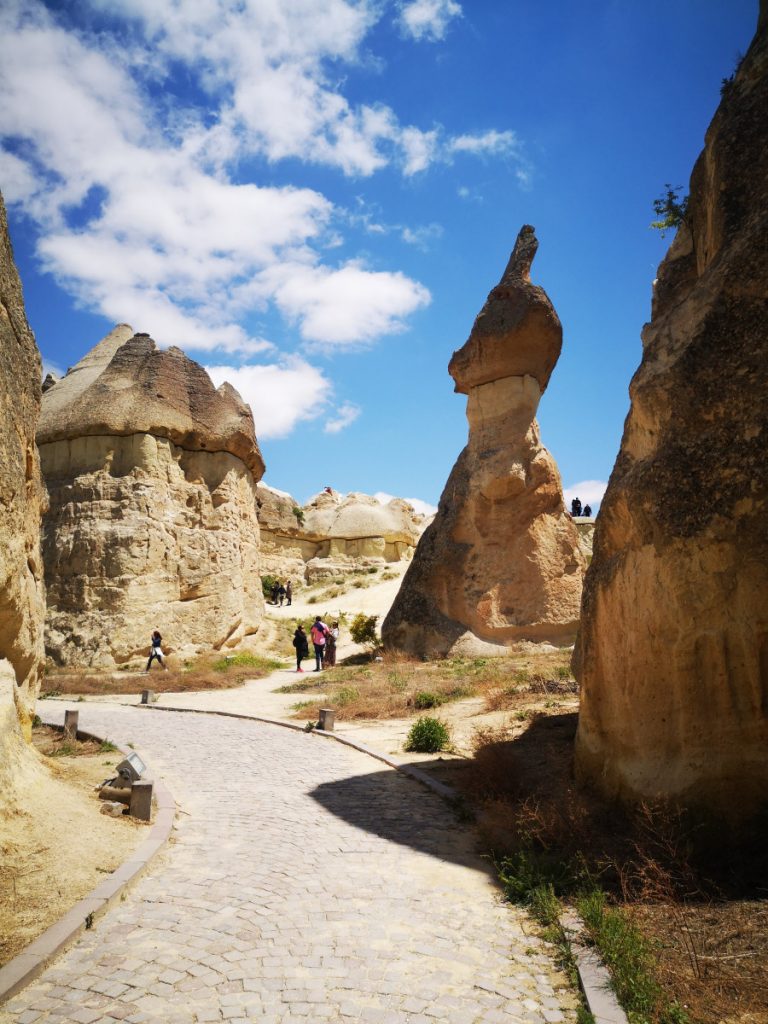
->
(310, 616, 329, 671)
(285, 580, 292, 606)
(293, 624, 309, 673)
(325, 621, 340, 667)
(145, 630, 168, 672)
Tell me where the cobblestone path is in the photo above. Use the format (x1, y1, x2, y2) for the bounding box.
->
(3, 707, 577, 1024)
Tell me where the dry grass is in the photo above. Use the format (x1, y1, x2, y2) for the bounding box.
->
(457, 712, 768, 1024)
(40, 651, 283, 697)
(281, 648, 575, 722)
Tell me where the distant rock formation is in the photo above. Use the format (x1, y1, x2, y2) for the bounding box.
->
(383, 226, 585, 657)
(574, 4, 768, 817)
(38, 327, 265, 667)
(257, 485, 426, 583)
(0, 192, 46, 795)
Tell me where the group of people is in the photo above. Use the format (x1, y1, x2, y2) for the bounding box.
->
(570, 498, 592, 518)
(292, 616, 340, 672)
(269, 579, 292, 606)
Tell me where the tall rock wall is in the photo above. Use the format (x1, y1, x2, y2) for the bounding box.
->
(38, 329, 265, 667)
(383, 227, 584, 657)
(257, 485, 427, 583)
(0, 192, 46, 796)
(574, 6, 768, 816)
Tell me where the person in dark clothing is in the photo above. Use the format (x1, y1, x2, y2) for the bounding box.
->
(285, 580, 292, 606)
(278, 582, 286, 606)
(270, 581, 280, 605)
(293, 625, 309, 672)
(310, 616, 329, 671)
(583, 504, 592, 517)
(571, 497, 582, 517)
(145, 630, 168, 672)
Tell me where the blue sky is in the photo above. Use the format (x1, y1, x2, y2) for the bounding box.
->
(1, 0, 758, 513)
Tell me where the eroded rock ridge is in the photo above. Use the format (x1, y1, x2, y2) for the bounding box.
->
(574, 6, 768, 816)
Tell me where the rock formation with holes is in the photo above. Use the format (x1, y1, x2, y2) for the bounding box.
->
(574, 3, 768, 817)
(38, 328, 265, 667)
(257, 484, 427, 584)
(0, 192, 46, 797)
(383, 226, 585, 657)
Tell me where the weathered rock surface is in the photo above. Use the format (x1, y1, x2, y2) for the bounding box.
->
(383, 227, 585, 657)
(38, 329, 265, 667)
(257, 485, 426, 584)
(0, 191, 46, 796)
(574, 6, 768, 817)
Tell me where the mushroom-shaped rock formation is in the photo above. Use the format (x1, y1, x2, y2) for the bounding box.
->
(574, 3, 768, 819)
(383, 226, 585, 657)
(38, 328, 265, 667)
(257, 485, 427, 583)
(0, 192, 46, 800)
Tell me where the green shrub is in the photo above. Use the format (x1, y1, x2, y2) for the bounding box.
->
(413, 691, 445, 709)
(404, 716, 451, 753)
(292, 506, 305, 525)
(261, 574, 278, 599)
(212, 653, 282, 673)
(350, 613, 379, 649)
(332, 686, 360, 707)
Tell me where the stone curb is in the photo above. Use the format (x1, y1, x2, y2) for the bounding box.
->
(0, 721, 176, 1005)
(559, 911, 629, 1024)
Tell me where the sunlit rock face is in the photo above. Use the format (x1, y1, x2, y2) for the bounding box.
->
(257, 485, 427, 583)
(38, 328, 265, 667)
(383, 226, 584, 657)
(574, 4, 768, 818)
(0, 191, 46, 795)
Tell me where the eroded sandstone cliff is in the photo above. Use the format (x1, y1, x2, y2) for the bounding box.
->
(257, 485, 426, 583)
(383, 226, 584, 657)
(574, 5, 768, 816)
(0, 192, 46, 795)
(38, 330, 265, 667)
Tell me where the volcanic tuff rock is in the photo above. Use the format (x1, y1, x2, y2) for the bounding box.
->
(383, 226, 585, 657)
(574, 3, 768, 817)
(38, 328, 265, 667)
(257, 484, 426, 583)
(0, 192, 46, 797)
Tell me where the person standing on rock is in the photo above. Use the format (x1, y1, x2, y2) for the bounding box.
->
(310, 616, 329, 671)
(325, 621, 340, 667)
(145, 630, 168, 672)
(293, 624, 309, 672)
(285, 581, 292, 607)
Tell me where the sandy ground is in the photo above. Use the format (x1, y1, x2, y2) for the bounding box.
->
(0, 740, 147, 966)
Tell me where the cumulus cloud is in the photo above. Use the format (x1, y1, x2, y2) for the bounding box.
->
(563, 480, 607, 511)
(205, 358, 331, 440)
(324, 402, 361, 434)
(374, 491, 438, 517)
(399, 0, 462, 41)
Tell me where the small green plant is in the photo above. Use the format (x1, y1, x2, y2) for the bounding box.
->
(292, 506, 305, 525)
(332, 686, 360, 707)
(556, 665, 572, 681)
(350, 613, 379, 650)
(32, 713, 42, 727)
(413, 691, 445, 710)
(51, 741, 78, 757)
(98, 739, 119, 753)
(651, 184, 689, 237)
(404, 716, 451, 753)
(303, 721, 315, 732)
(261, 574, 278, 599)
(212, 653, 281, 673)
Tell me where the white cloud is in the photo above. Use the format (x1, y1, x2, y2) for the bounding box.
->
(374, 491, 437, 517)
(449, 129, 520, 157)
(399, 0, 462, 42)
(206, 358, 331, 439)
(324, 402, 361, 434)
(262, 261, 431, 346)
(400, 127, 439, 175)
(563, 480, 607, 511)
(401, 223, 443, 250)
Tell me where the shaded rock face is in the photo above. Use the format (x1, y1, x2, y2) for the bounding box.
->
(257, 485, 426, 583)
(574, 8, 768, 817)
(0, 192, 46, 791)
(383, 227, 584, 657)
(38, 329, 265, 667)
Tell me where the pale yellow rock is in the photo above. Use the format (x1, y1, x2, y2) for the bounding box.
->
(38, 330, 265, 667)
(383, 226, 585, 657)
(0, 191, 46, 802)
(574, 6, 768, 817)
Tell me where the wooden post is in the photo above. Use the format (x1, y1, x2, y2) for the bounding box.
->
(64, 709, 79, 741)
(129, 780, 153, 821)
(141, 689, 154, 705)
(318, 708, 335, 732)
